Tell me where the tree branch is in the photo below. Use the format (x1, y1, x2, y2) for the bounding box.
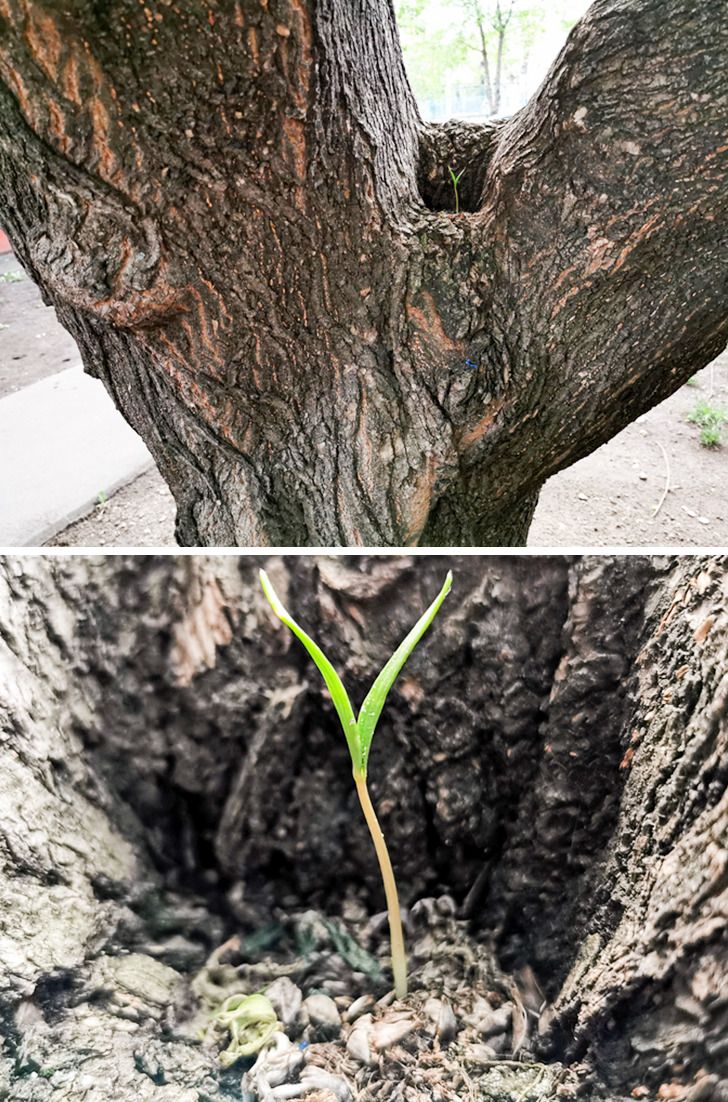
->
(476, 0, 728, 488)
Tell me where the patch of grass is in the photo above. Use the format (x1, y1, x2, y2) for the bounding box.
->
(699, 424, 723, 448)
(0, 270, 24, 283)
(687, 400, 727, 448)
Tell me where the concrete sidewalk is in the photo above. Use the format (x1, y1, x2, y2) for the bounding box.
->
(0, 364, 154, 546)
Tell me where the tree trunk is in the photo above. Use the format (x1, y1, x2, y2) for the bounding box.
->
(1, 2, 727, 545)
(476, 13, 496, 117)
(492, 1, 512, 116)
(1, 553, 726, 1100)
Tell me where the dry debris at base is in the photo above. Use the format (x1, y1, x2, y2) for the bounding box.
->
(186, 896, 593, 1102)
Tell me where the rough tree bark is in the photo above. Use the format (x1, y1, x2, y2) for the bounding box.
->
(0, 2, 727, 545)
(1, 554, 726, 1100)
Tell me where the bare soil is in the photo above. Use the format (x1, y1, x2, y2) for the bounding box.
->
(45, 468, 176, 547)
(530, 351, 728, 547)
(188, 899, 603, 1102)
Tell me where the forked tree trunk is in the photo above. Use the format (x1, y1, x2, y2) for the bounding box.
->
(1, 554, 726, 1100)
(0, 2, 727, 545)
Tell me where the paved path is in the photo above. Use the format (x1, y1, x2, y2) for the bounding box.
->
(0, 255, 79, 397)
(0, 364, 153, 546)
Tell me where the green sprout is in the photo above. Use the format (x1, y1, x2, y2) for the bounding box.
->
(259, 568, 453, 999)
(448, 165, 464, 215)
(214, 992, 279, 1067)
(687, 400, 726, 448)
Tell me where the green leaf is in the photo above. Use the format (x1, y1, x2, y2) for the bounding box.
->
(357, 571, 452, 773)
(259, 569, 360, 764)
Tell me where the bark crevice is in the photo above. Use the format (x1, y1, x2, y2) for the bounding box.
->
(417, 119, 501, 212)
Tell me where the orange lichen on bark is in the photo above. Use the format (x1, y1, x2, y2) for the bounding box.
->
(24, 8, 63, 82)
(611, 213, 662, 273)
(583, 235, 614, 278)
(283, 116, 307, 196)
(0, 60, 45, 134)
(550, 282, 583, 320)
(287, 0, 313, 109)
(46, 97, 68, 150)
(247, 26, 259, 67)
(407, 291, 464, 354)
(88, 94, 118, 179)
(457, 396, 507, 451)
(61, 51, 82, 105)
(200, 277, 233, 328)
(402, 456, 437, 545)
(354, 383, 375, 498)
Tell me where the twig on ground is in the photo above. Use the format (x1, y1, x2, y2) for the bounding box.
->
(651, 440, 671, 518)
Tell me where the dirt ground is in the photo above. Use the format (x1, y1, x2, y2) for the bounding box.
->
(48, 354, 728, 548)
(45, 468, 177, 547)
(531, 351, 728, 546)
(187, 899, 602, 1102)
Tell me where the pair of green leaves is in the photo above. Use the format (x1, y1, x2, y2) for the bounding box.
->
(448, 165, 464, 214)
(259, 569, 452, 777)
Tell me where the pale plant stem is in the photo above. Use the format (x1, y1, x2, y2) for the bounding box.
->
(651, 439, 671, 518)
(353, 770, 407, 998)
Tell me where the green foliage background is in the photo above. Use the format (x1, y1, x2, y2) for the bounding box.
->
(395, 0, 591, 116)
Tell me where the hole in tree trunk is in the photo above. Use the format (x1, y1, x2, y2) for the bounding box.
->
(417, 159, 483, 213)
(417, 120, 497, 213)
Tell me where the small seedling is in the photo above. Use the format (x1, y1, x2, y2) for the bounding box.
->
(448, 165, 464, 215)
(259, 568, 453, 999)
(214, 992, 278, 1066)
(687, 400, 726, 448)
